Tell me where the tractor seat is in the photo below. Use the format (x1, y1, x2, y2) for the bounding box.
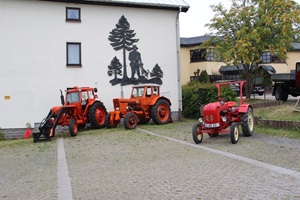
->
(225, 101, 236, 107)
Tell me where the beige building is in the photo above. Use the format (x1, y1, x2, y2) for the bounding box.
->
(180, 36, 300, 85)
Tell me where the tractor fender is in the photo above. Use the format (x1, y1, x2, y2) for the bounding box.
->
(238, 104, 253, 113)
(150, 97, 172, 106)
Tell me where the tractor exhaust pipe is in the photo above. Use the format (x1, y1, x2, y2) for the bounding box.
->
(60, 90, 65, 105)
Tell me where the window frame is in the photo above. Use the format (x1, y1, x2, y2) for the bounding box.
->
(66, 42, 82, 67)
(190, 48, 218, 63)
(66, 7, 81, 22)
(261, 51, 285, 63)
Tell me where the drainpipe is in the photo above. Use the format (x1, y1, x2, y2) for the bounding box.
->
(176, 7, 182, 121)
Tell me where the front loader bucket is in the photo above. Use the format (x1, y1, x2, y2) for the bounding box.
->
(33, 131, 51, 143)
(33, 110, 56, 143)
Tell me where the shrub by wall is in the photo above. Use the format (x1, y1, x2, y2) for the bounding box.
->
(182, 81, 237, 119)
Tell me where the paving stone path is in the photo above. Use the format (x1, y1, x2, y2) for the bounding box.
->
(1, 121, 299, 199)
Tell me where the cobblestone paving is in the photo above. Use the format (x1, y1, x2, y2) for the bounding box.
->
(1, 121, 300, 199)
(0, 140, 57, 200)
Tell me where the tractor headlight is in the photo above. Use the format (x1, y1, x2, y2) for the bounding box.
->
(220, 100, 225, 106)
(126, 106, 133, 111)
(221, 116, 227, 122)
(198, 117, 204, 124)
(115, 107, 120, 111)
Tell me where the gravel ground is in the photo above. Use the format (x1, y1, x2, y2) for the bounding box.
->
(1, 121, 300, 199)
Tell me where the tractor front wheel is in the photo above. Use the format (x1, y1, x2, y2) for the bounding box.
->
(151, 99, 171, 125)
(241, 108, 254, 137)
(88, 102, 107, 129)
(192, 123, 203, 144)
(105, 113, 118, 128)
(124, 112, 138, 129)
(69, 118, 78, 137)
(230, 122, 239, 144)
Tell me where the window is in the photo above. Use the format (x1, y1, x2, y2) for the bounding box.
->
(66, 92, 80, 103)
(190, 48, 217, 62)
(206, 49, 214, 61)
(66, 7, 81, 21)
(190, 49, 206, 62)
(67, 43, 81, 66)
(261, 52, 285, 63)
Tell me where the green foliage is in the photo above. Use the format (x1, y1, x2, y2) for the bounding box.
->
(182, 82, 236, 119)
(199, 70, 210, 83)
(202, 0, 300, 97)
(220, 85, 237, 100)
(0, 130, 5, 141)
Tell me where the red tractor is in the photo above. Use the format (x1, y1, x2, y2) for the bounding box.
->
(106, 85, 172, 129)
(192, 80, 254, 144)
(33, 86, 107, 142)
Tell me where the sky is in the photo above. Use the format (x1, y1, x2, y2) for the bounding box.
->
(179, 0, 300, 38)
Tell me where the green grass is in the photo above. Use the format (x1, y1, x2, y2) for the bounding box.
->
(255, 126, 300, 138)
(254, 103, 300, 121)
(253, 102, 300, 138)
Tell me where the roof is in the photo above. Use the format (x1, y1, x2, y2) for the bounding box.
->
(219, 65, 276, 75)
(180, 36, 211, 47)
(43, 0, 189, 12)
(180, 36, 300, 51)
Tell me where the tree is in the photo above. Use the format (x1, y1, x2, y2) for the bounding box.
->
(108, 15, 139, 80)
(107, 56, 122, 80)
(150, 64, 164, 79)
(202, 0, 300, 98)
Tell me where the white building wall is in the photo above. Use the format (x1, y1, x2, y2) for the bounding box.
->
(0, 0, 180, 128)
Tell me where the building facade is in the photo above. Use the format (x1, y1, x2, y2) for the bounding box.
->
(0, 0, 189, 132)
(180, 36, 300, 85)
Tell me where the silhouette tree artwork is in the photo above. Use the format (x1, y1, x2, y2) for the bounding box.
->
(107, 56, 122, 83)
(107, 15, 164, 86)
(108, 15, 139, 81)
(150, 64, 163, 84)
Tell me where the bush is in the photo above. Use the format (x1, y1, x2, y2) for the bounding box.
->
(182, 82, 237, 119)
(199, 70, 210, 83)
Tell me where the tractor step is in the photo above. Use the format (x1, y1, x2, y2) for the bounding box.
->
(144, 109, 150, 118)
(32, 132, 51, 143)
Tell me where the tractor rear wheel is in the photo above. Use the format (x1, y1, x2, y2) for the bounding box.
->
(88, 101, 107, 129)
(151, 99, 171, 125)
(192, 123, 203, 144)
(124, 112, 138, 129)
(69, 118, 78, 137)
(230, 122, 239, 144)
(241, 108, 254, 137)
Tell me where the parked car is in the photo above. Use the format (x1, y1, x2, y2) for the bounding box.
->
(252, 86, 264, 96)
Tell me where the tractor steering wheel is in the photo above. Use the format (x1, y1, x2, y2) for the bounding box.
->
(217, 96, 229, 103)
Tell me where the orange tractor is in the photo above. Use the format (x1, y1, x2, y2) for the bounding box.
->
(33, 86, 107, 142)
(106, 85, 172, 129)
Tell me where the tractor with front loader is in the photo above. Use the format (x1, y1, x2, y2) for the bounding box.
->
(106, 85, 172, 129)
(192, 80, 254, 144)
(33, 86, 107, 142)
